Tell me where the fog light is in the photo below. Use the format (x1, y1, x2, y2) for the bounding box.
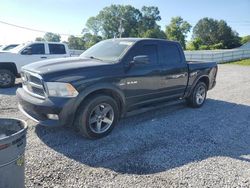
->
(47, 114, 59, 120)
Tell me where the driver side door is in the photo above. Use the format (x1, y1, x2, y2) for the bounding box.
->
(18, 43, 48, 68)
(123, 41, 162, 110)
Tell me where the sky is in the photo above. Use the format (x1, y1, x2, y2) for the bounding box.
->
(0, 0, 250, 45)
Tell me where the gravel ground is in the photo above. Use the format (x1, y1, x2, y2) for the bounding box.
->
(1, 64, 250, 188)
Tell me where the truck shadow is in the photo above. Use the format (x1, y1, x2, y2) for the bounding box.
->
(35, 99, 250, 175)
(0, 83, 21, 96)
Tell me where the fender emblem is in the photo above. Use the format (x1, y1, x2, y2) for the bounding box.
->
(127, 81, 138, 85)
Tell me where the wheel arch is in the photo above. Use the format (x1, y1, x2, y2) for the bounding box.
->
(70, 84, 126, 126)
(198, 76, 209, 88)
(0, 62, 18, 76)
(186, 75, 210, 98)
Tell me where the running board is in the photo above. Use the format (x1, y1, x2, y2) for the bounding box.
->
(124, 99, 186, 118)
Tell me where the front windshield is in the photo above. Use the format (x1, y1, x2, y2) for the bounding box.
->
(80, 39, 135, 62)
(9, 43, 27, 53)
(2, 44, 19, 51)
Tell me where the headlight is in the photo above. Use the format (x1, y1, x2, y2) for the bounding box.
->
(46, 82, 79, 97)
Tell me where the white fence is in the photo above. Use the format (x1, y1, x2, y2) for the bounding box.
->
(184, 49, 250, 63)
(69, 44, 250, 63)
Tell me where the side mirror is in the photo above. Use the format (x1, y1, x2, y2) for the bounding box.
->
(131, 55, 150, 65)
(21, 47, 32, 55)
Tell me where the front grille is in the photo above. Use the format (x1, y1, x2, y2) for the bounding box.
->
(29, 75, 42, 85)
(21, 71, 46, 99)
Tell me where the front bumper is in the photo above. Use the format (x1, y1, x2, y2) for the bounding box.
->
(16, 88, 76, 127)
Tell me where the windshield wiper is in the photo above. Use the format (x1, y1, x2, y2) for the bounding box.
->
(87, 56, 103, 61)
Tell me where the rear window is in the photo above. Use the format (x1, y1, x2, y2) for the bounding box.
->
(160, 43, 181, 65)
(49, 44, 66, 54)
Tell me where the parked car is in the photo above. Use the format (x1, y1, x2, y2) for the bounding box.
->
(0, 44, 19, 51)
(17, 38, 217, 139)
(0, 41, 70, 87)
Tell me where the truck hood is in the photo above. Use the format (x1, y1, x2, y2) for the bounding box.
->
(0, 51, 18, 55)
(22, 57, 110, 74)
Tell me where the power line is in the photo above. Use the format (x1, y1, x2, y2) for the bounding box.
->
(1, 19, 249, 38)
(0, 20, 82, 37)
(162, 18, 250, 24)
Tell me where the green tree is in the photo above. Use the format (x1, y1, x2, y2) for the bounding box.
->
(217, 20, 241, 48)
(193, 18, 217, 46)
(241, 35, 250, 45)
(140, 28, 166, 39)
(84, 5, 163, 39)
(67, 35, 85, 50)
(96, 5, 142, 38)
(82, 33, 102, 49)
(139, 6, 161, 31)
(43, 32, 61, 42)
(193, 18, 241, 49)
(165, 17, 192, 49)
(35, 37, 45, 41)
(186, 38, 203, 50)
(86, 17, 102, 35)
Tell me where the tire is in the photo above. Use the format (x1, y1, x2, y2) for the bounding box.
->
(75, 95, 120, 139)
(186, 82, 207, 108)
(0, 69, 15, 88)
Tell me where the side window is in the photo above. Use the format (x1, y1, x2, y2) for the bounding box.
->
(21, 44, 45, 55)
(132, 44, 158, 65)
(161, 43, 181, 65)
(49, 44, 66, 54)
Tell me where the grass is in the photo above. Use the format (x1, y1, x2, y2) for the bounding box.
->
(228, 59, 250, 66)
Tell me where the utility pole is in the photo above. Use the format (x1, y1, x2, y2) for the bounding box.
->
(118, 18, 125, 38)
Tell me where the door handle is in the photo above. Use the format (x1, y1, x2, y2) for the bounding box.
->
(175, 73, 187, 78)
(167, 73, 187, 79)
(40, 57, 47, 59)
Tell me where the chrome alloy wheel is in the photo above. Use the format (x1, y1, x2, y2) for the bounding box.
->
(89, 103, 114, 134)
(196, 85, 206, 105)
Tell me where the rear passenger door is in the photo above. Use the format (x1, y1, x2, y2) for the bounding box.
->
(158, 42, 188, 98)
(124, 41, 162, 108)
(48, 43, 68, 59)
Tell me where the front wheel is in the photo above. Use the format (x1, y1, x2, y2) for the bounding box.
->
(186, 82, 207, 108)
(75, 95, 119, 139)
(0, 69, 15, 88)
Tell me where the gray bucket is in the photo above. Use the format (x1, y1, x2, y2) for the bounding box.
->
(0, 118, 27, 188)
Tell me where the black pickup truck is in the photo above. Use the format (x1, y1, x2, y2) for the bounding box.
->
(17, 38, 217, 139)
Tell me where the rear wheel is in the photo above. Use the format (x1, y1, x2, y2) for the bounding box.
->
(0, 69, 15, 88)
(187, 82, 207, 108)
(75, 95, 119, 139)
